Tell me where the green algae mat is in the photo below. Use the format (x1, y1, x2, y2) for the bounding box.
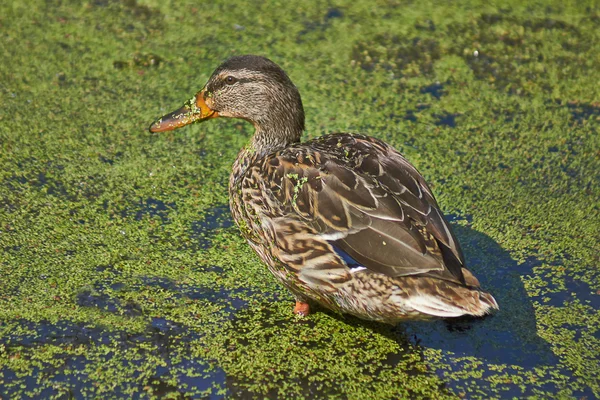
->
(1, 0, 599, 398)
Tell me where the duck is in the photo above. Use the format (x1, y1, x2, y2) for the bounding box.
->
(149, 55, 498, 324)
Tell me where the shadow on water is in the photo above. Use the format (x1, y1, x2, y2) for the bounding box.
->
(396, 217, 597, 398)
(399, 218, 551, 364)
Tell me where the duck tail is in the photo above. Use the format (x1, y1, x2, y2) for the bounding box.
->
(476, 289, 499, 315)
(403, 279, 499, 318)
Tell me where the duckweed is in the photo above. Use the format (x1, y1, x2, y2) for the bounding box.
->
(0, 0, 598, 398)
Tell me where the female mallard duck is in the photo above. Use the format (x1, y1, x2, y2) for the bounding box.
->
(149, 55, 498, 324)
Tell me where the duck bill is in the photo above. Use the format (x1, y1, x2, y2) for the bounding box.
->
(149, 90, 218, 133)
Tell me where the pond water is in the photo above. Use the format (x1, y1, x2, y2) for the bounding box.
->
(1, 0, 598, 398)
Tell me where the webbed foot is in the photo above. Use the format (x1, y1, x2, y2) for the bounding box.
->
(293, 301, 310, 316)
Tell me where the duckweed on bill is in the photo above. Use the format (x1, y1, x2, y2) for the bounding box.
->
(1, 0, 598, 398)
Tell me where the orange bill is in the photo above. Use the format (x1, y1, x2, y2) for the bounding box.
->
(149, 90, 218, 133)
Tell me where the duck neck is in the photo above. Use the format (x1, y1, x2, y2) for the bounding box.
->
(249, 123, 302, 156)
(229, 123, 302, 188)
(248, 91, 305, 156)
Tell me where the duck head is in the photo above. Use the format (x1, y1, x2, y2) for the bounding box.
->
(149, 55, 305, 152)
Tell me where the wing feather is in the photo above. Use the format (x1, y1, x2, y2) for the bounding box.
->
(248, 133, 466, 283)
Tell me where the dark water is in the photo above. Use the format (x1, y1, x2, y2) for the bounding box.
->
(2, 212, 596, 398)
(0, 319, 225, 399)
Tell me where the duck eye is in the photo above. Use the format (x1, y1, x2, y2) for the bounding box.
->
(225, 76, 237, 85)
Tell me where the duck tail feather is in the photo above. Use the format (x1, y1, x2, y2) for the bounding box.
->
(402, 280, 499, 318)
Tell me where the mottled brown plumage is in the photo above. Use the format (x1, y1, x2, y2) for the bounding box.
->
(150, 55, 498, 324)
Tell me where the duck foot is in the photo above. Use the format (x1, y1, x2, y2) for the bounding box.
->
(293, 301, 310, 316)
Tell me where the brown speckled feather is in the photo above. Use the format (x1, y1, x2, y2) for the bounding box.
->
(151, 55, 498, 323)
(234, 133, 465, 283)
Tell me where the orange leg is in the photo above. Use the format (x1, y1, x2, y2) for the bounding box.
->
(293, 301, 310, 316)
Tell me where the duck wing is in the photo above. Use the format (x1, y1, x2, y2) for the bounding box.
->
(252, 133, 466, 284)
